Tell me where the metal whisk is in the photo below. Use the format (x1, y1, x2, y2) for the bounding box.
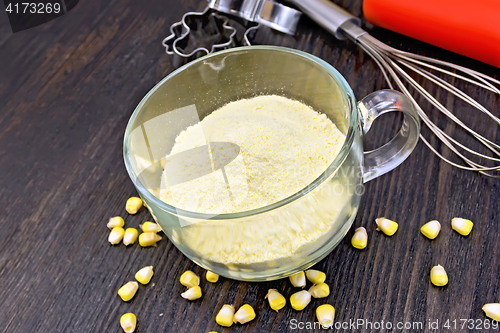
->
(287, 0, 500, 177)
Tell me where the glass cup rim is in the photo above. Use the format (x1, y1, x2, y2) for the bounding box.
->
(123, 46, 358, 220)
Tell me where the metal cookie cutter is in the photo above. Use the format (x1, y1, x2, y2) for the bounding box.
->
(162, 0, 302, 66)
(162, 6, 238, 68)
(208, 0, 302, 35)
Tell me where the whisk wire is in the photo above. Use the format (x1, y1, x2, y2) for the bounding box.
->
(395, 55, 500, 94)
(366, 37, 500, 87)
(394, 57, 500, 126)
(391, 57, 500, 156)
(352, 32, 500, 176)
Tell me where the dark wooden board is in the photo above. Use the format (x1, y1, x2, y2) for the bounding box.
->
(1, 0, 499, 332)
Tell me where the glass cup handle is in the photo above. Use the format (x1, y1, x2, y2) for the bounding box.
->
(358, 89, 421, 183)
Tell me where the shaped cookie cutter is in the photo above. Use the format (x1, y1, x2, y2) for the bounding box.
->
(162, 0, 302, 66)
(162, 6, 238, 67)
(208, 0, 302, 35)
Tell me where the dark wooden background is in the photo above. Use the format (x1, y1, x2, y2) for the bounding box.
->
(1, 0, 499, 332)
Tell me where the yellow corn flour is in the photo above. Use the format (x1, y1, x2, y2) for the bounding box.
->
(159, 95, 346, 265)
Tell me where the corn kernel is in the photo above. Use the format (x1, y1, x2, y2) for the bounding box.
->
(135, 266, 154, 285)
(309, 283, 330, 298)
(138, 232, 162, 247)
(206, 271, 219, 283)
(430, 265, 448, 286)
(375, 217, 398, 236)
(140, 221, 162, 233)
(421, 220, 441, 239)
(123, 228, 139, 246)
(316, 304, 335, 328)
(181, 286, 202, 300)
(120, 313, 137, 333)
(289, 271, 306, 288)
(306, 269, 326, 284)
(118, 281, 139, 302)
(180, 270, 200, 288)
(290, 290, 311, 311)
(216, 305, 235, 327)
(109, 227, 125, 245)
(482, 303, 500, 321)
(451, 217, 473, 236)
(351, 227, 368, 249)
(108, 216, 125, 229)
(126, 197, 143, 215)
(266, 289, 286, 311)
(233, 304, 256, 324)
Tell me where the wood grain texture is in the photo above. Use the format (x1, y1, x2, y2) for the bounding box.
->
(0, 0, 499, 332)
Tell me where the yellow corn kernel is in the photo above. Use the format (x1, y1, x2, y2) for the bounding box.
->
(233, 304, 256, 324)
(138, 232, 162, 247)
(216, 305, 235, 327)
(430, 265, 448, 286)
(126, 197, 143, 214)
(266, 289, 286, 311)
(135, 266, 154, 285)
(120, 313, 137, 333)
(180, 270, 200, 288)
(451, 217, 473, 236)
(309, 283, 330, 298)
(118, 281, 139, 302)
(375, 217, 398, 236)
(306, 269, 326, 284)
(206, 271, 219, 283)
(421, 220, 441, 239)
(123, 228, 139, 246)
(109, 227, 125, 245)
(482, 303, 500, 321)
(289, 271, 306, 288)
(290, 290, 311, 311)
(316, 304, 335, 328)
(181, 286, 202, 300)
(140, 221, 162, 233)
(108, 216, 125, 229)
(351, 227, 368, 249)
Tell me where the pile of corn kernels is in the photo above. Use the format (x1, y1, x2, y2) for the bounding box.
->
(107, 196, 162, 332)
(352, 217, 499, 322)
(108, 198, 500, 332)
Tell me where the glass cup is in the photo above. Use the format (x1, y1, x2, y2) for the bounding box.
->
(123, 46, 420, 281)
